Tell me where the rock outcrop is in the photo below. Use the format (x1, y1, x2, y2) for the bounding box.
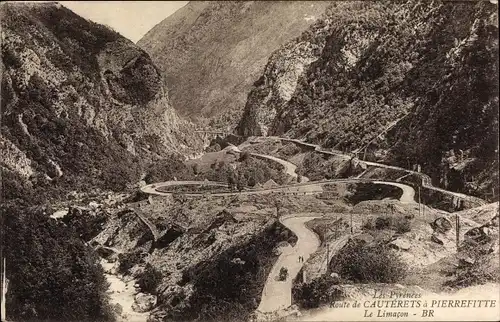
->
(1, 2, 203, 200)
(132, 293, 157, 313)
(236, 0, 498, 199)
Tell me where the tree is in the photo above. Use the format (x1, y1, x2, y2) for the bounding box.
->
(227, 173, 236, 190)
(236, 174, 246, 192)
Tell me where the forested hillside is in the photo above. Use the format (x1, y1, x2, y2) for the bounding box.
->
(236, 1, 498, 199)
(137, 1, 332, 129)
(1, 205, 114, 321)
(0, 3, 201, 321)
(385, 2, 498, 199)
(1, 2, 202, 203)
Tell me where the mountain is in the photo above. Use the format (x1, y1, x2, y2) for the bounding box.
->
(235, 1, 498, 200)
(137, 1, 332, 129)
(1, 2, 203, 202)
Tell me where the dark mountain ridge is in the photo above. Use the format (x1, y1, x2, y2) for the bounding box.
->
(1, 2, 203, 203)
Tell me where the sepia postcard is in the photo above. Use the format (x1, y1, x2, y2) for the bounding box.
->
(1, 1, 499, 321)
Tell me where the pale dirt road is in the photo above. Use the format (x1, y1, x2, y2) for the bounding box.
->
(257, 216, 321, 313)
(373, 180, 416, 204)
(277, 137, 484, 204)
(141, 179, 414, 204)
(231, 144, 310, 183)
(250, 152, 310, 183)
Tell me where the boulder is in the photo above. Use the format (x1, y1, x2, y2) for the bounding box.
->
(132, 292, 157, 313)
(89, 201, 100, 209)
(231, 257, 246, 265)
(465, 226, 493, 245)
(431, 217, 453, 233)
(431, 233, 444, 245)
(353, 233, 374, 245)
(330, 272, 340, 279)
(50, 209, 68, 219)
(389, 238, 411, 250)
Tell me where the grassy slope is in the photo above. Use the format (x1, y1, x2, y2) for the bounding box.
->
(137, 1, 332, 128)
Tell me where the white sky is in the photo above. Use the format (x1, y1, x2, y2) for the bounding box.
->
(58, 1, 188, 42)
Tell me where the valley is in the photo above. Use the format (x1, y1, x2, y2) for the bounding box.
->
(1, 1, 498, 322)
(89, 135, 497, 321)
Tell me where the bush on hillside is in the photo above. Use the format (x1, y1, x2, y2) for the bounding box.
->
(144, 154, 195, 184)
(117, 250, 145, 274)
(330, 240, 407, 283)
(447, 241, 500, 288)
(137, 263, 163, 294)
(276, 142, 302, 159)
(62, 208, 108, 242)
(292, 274, 342, 309)
(363, 215, 412, 234)
(167, 222, 293, 322)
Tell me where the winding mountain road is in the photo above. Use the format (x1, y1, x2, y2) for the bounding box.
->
(140, 178, 415, 202)
(373, 180, 415, 204)
(138, 135, 485, 316)
(278, 137, 485, 205)
(257, 215, 321, 313)
(232, 145, 310, 183)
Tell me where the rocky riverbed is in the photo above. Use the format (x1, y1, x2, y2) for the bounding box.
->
(102, 260, 150, 322)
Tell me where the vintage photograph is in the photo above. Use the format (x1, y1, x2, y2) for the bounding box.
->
(1, 1, 499, 321)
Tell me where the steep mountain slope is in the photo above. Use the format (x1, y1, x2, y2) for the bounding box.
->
(236, 1, 498, 199)
(1, 2, 203, 202)
(137, 1, 332, 129)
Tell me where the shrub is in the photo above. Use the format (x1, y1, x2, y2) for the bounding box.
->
(362, 219, 374, 230)
(375, 216, 392, 230)
(330, 240, 407, 283)
(168, 222, 291, 321)
(292, 274, 342, 308)
(62, 208, 108, 242)
(239, 151, 251, 162)
(394, 218, 411, 234)
(137, 263, 163, 294)
(363, 215, 412, 234)
(117, 251, 144, 274)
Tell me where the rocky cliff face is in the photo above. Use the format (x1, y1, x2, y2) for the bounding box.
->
(1, 3, 203, 201)
(137, 1, 332, 130)
(236, 1, 498, 199)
